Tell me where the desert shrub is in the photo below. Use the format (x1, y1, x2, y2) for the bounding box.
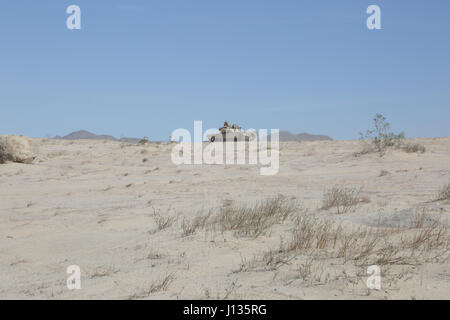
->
(179, 196, 298, 239)
(437, 181, 450, 201)
(321, 186, 366, 214)
(359, 113, 404, 156)
(153, 209, 177, 231)
(297, 258, 314, 281)
(213, 195, 297, 238)
(246, 210, 448, 273)
(402, 143, 426, 154)
(0, 135, 37, 164)
(181, 213, 211, 237)
(138, 136, 149, 145)
(241, 248, 294, 272)
(288, 214, 336, 250)
(129, 273, 175, 299)
(408, 210, 428, 229)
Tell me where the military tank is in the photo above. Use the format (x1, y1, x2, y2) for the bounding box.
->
(207, 121, 256, 142)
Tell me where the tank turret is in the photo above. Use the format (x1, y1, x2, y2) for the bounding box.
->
(207, 122, 255, 142)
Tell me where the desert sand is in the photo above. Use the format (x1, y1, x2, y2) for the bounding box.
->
(0, 137, 449, 299)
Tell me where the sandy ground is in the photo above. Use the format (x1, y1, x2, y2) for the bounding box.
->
(0, 137, 449, 299)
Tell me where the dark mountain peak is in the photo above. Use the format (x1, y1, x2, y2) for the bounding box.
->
(274, 131, 333, 141)
(60, 130, 117, 141)
(57, 130, 142, 142)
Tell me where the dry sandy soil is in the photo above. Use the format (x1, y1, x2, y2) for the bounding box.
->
(0, 137, 449, 299)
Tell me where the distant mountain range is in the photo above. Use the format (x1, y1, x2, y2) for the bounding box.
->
(54, 130, 141, 143)
(55, 130, 332, 142)
(276, 131, 332, 141)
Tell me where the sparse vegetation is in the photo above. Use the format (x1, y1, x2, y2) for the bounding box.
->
(138, 136, 149, 145)
(297, 258, 314, 281)
(153, 208, 177, 231)
(5, 129, 450, 299)
(146, 250, 164, 260)
(358, 114, 427, 156)
(243, 209, 448, 274)
(359, 113, 405, 156)
(181, 212, 211, 237)
(402, 143, 426, 154)
(321, 186, 368, 214)
(436, 180, 450, 201)
(408, 210, 428, 229)
(212, 195, 297, 238)
(178, 196, 298, 238)
(129, 273, 175, 299)
(233, 246, 294, 273)
(221, 279, 240, 300)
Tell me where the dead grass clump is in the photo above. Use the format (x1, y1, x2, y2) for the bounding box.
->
(297, 258, 314, 281)
(288, 214, 336, 251)
(351, 232, 379, 263)
(401, 220, 448, 253)
(213, 196, 297, 238)
(436, 181, 450, 201)
(374, 243, 406, 265)
(248, 210, 448, 275)
(402, 143, 426, 154)
(181, 213, 211, 237)
(408, 210, 428, 229)
(153, 208, 177, 231)
(234, 247, 294, 273)
(129, 273, 175, 299)
(259, 251, 293, 271)
(321, 186, 366, 214)
(221, 279, 240, 300)
(176, 196, 298, 239)
(146, 250, 164, 260)
(148, 273, 174, 292)
(335, 230, 362, 261)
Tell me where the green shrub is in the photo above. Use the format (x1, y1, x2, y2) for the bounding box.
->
(359, 113, 404, 156)
(138, 136, 149, 145)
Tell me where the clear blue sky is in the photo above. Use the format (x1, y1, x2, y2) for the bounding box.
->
(1, 0, 449, 140)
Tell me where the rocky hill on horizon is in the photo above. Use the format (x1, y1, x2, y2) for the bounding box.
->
(54, 130, 141, 143)
(55, 129, 332, 143)
(271, 130, 333, 141)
